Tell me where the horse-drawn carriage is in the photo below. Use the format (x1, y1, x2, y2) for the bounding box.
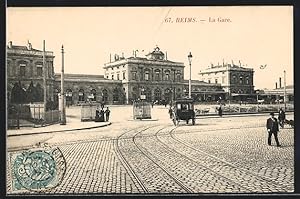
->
(171, 98, 195, 126)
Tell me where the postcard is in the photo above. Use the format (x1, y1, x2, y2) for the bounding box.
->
(6, 6, 294, 195)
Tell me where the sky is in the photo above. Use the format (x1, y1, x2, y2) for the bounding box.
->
(7, 6, 293, 90)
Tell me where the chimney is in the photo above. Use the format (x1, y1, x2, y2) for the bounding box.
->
(8, 41, 12, 48)
(275, 82, 278, 89)
(27, 40, 32, 50)
(279, 77, 282, 88)
(110, 54, 112, 63)
(122, 52, 124, 58)
(165, 51, 168, 60)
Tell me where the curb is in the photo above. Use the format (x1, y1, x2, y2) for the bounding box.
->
(7, 122, 112, 137)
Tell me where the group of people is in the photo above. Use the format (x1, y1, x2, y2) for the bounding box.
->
(95, 106, 110, 122)
(266, 108, 286, 147)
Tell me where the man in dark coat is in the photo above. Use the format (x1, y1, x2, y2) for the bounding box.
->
(278, 108, 286, 128)
(266, 112, 281, 147)
(105, 107, 110, 122)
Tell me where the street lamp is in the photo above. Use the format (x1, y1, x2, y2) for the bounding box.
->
(284, 70, 286, 111)
(188, 52, 193, 98)
(60, 45, 66, 125)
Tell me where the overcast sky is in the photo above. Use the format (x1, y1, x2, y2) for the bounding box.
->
(7, 6, 293, 89)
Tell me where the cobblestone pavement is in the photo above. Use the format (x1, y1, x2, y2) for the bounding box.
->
(7, 108, 294, 194)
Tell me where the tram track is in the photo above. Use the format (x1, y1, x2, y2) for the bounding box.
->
(153, 127, 253, 192)
(167, 127, 293, 191)
(133, 125, 248, 192)
(114, 126, 151, 193)
(132, 126, 193, 193)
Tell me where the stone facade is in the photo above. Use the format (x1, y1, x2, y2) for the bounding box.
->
(7, 41, 55, 103)
(198, 63, 254, 96)
(7, 42, 226, 105)
(54, 74, 124, 105)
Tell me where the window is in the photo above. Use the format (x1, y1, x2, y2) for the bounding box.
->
(20, 64, 26, 76)
(117, 74, 120, 80)
(132, 72, 137, 80)
(246, 77, 249, 84)
(106, 76, 109, 79)
(113, 88, 119, 101)
(215, 79, 218, 84)
(78, 89, 85, 101)
(240, 76, 243, 84)
(164, 70, 170, 81)
(155, 70, 160, 81)
(123, 72, 126, 80)
(208, 79, 211, 84)
(37, 65, 43, 76)
(165, 73, 170, 81)
(112, 75, 114, 80)
(176, 74, 181, 82)
(232, 75, 236, 84)
(145, 72, 149, 81)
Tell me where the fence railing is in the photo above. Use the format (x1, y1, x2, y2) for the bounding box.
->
(194, 103, 294, 116)
(8, 103, 60, 128)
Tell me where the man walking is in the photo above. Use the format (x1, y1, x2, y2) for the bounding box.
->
(266, 112, 281, 147)
(278, 108, 286, 128)
(105, 107, 110, 122)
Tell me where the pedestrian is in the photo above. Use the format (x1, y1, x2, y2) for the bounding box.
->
(95, 106, 101, 122)
(218, 105, 223, 117)
(266, 112, 281, 147)
(100, 107, 105, 122)
(169, 106, 173, 119)
(105, 107, 110, 122)
(278, 108, 286, 128)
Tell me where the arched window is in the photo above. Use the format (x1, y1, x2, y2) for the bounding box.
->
(78, 89, 85, 102)
(102, 89, 108, 102)
(113, 88, 119, 101)
(66, 89, 73, 104)
(91, 89, 96, 101)
(239, 76, 243, 84)
(246, 76, 249, 84)
(144, 70, 150, 81)
(176, 73, 181, 82)
(232, 75, 237, 84)
(154, 88, 161, 101)
(154, 69, 160, 81)
(164, 70, 170, 81)
(145, 88, 152, 102)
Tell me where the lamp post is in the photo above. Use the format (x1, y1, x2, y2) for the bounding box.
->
(43, 40, 47, 122)
(188, 52, 193, 98)
(60, 45, 66, 125)
(284, 70, 286, 111)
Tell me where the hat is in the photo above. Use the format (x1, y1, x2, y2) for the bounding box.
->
(270, 112, 274, 116)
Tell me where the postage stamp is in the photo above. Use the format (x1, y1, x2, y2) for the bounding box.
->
(9, 146, 66, 193)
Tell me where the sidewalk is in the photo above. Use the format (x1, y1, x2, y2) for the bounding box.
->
(7, 118, 111, 137)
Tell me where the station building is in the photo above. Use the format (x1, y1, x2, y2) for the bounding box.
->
(198, 63, 255, 100)
(7, 41, 225, 105)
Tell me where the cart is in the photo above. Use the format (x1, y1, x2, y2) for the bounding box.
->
(171, 98, 195, 126)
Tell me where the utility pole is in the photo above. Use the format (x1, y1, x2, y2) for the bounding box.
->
(60, 45, 66, 125)
(43, 40, 47, 123)
(284, 70, 286, 111)
(188, 52, 193, 98)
